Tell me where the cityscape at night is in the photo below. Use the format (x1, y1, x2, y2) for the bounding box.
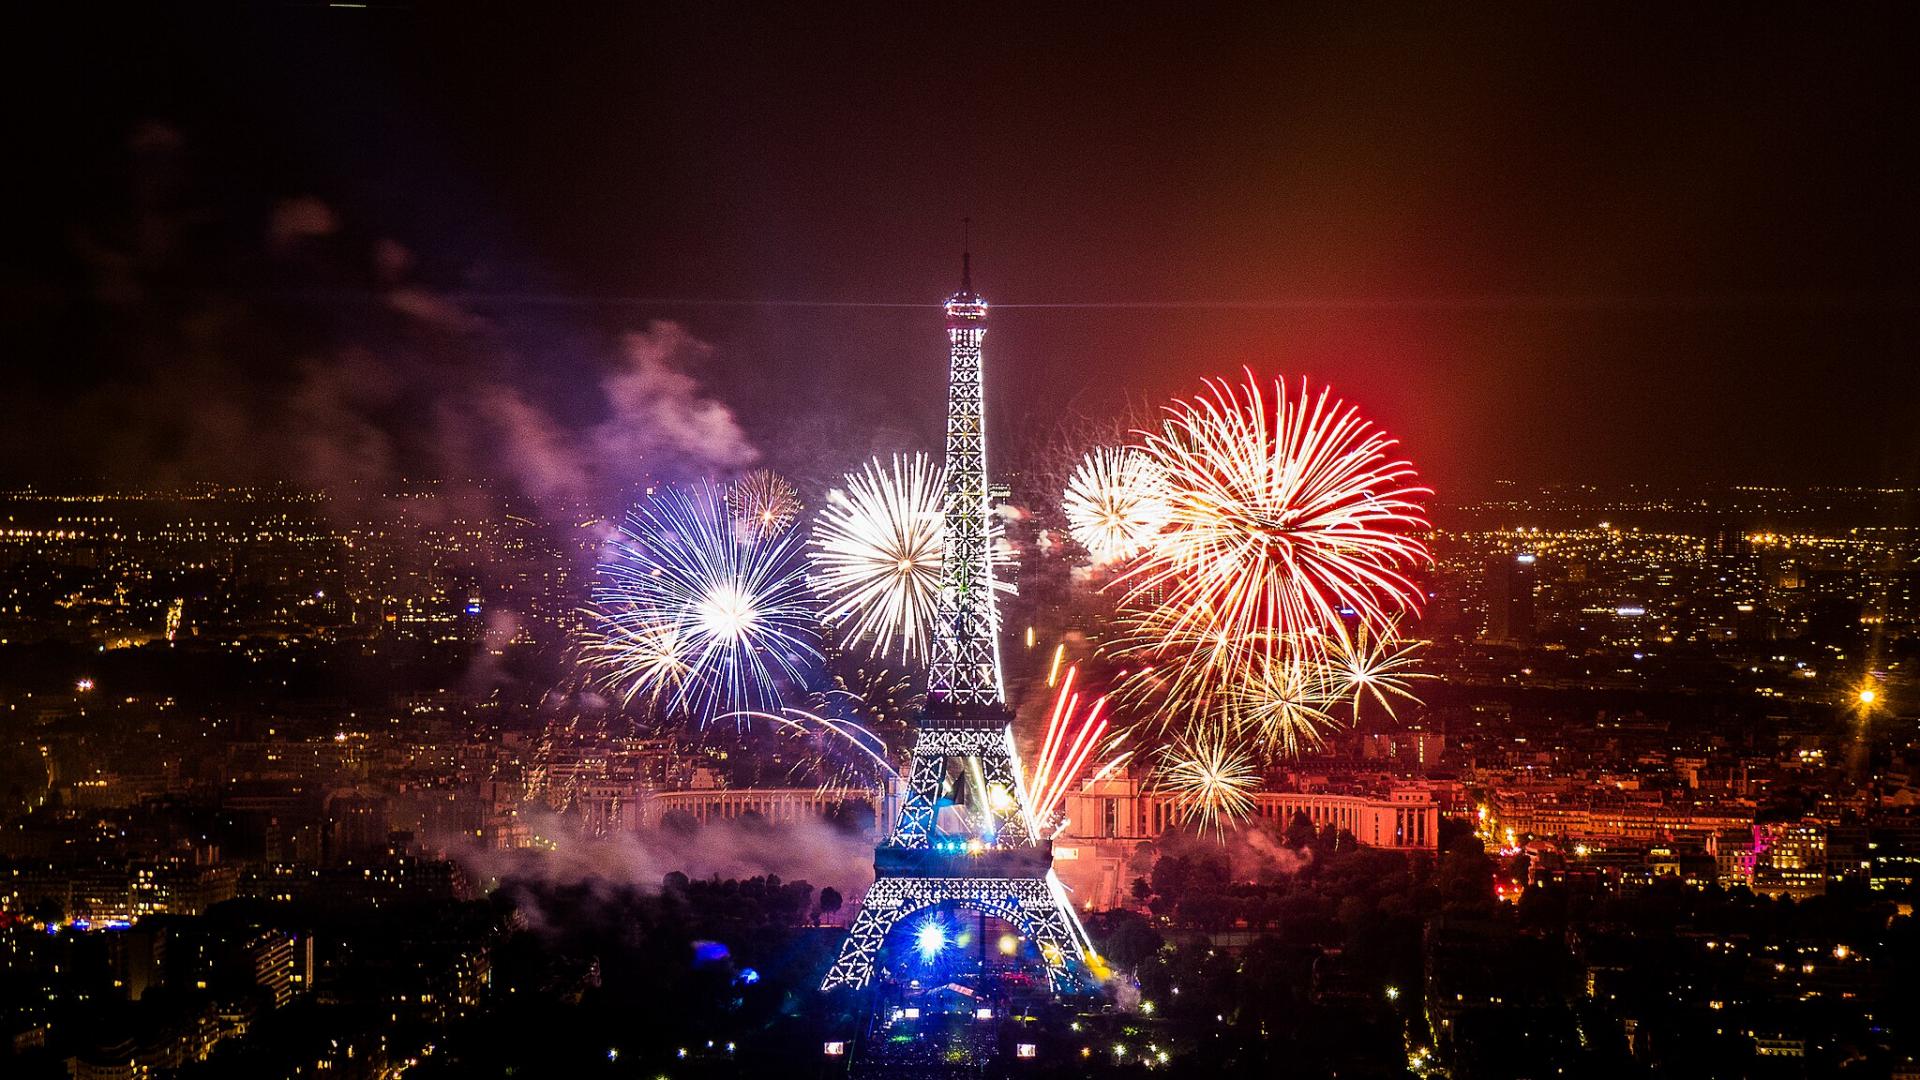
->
(2, 6, 1916, 1079)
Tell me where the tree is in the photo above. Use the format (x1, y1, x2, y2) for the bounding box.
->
(1150, 855, 1191, 905)
(825, 800, 875, 835)
(1437, 834, 1495, 909)
(1315, 822, 1340, 855)
(819, 886, 843, 918)
(1096, 910, 1164, 971)
(1286, 810, 1316, 850)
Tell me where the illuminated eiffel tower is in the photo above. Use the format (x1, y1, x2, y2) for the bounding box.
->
(821, 252, 1091, 993)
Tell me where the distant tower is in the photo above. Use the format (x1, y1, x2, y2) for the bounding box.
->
(822, 251, 1091, 994)
(1486, 552, 1537, 645)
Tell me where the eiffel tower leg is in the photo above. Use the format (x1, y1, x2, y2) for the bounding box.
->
(892, 747, 945, 848)
(820, 876, 1092, 993)
(1023, 878, 1089, 993)
(823, 878, 909, 991)
(979, 748, 1032, 845)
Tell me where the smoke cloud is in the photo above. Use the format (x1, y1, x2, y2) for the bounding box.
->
(1146, 819, 1316, 883)
(455, 811, 877, 901)
(595, 324, 758, 478)
(8, 130, 761, 513)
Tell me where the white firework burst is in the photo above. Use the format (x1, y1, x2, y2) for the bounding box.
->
(1063, 446, 1169, 566)
(808, 454, 947, 663)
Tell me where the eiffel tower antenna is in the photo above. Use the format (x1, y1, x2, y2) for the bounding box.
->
(962, 217, 971, 290)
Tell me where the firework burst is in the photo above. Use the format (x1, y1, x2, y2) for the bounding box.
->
(1154, 726, 1260, 832)
(584, 618, 695, 709)
(1084, 372, 1432, 792)
(1119, 371, 1431, 658)
(1232, 652, 1342, 757)
(588, 483, 819, 720)
(1063, 446, 1168, 566)
(1324, 621, 1430, 721)
(728, 469, 803, 541)
(808, 454, 946, 663)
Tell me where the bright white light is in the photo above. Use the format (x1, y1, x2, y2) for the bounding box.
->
(915, 921, 946, 959)
(696, 584, 756, 640)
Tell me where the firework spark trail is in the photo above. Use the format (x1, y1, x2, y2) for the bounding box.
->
(816, 716, 895, 769)
(1025, 665, 1116, 832)
(728, 468, 803, 541)
(1063, 446, 1169, 565)
(1034, 699, 1108, 828)
(1086, 752, 1133, 786)
(808, 665, 918, 739)
(808, 454, 946, 663)
(589, 483, 819, 720)
(710, 709, 845, 787)
(1109, 601, 1279, 731)
(1029, 665, 1080, 799)
(1119, 371, 1431, 662)
(718, 709, 901, 781)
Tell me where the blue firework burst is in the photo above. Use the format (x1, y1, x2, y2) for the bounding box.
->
(588, 482, 820, 720)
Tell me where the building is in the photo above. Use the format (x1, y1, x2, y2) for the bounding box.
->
(1053, 777, 1441, 909)
(637, 786, 885, 829)
(1754, 819, 1827, 899)
(1485, 552, 1537, 645)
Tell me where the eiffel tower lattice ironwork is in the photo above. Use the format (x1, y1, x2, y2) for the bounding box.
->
(821, 252, 1091, 993)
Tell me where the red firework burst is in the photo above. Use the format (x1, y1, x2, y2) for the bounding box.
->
(1119, 370, 1431, 661)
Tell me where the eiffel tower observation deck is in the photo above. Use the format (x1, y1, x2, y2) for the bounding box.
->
(821, 253, 1094, 995)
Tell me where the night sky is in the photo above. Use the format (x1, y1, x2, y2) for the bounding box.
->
(4, 4, 1916, 498)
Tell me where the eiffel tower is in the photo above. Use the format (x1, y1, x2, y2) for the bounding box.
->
(821, 251, 1091, 993)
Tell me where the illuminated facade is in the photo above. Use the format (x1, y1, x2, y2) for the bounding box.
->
(824, 257, 1089, 992)
(639, 786, 886, 828)
(1052, 778, 1443, 909)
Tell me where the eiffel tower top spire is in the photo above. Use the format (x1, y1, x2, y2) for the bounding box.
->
(944, 239, 985, 323)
